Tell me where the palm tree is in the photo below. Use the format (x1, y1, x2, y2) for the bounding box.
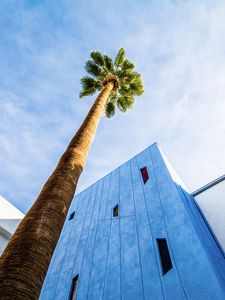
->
(0, 48, 144, 299)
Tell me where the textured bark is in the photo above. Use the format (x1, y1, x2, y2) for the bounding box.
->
(0, 82, 114, 300)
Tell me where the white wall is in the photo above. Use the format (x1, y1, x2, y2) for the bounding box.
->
(0, 234, 10, 255)
(0, 196, 24, 255)
(195, 179, 225, 252)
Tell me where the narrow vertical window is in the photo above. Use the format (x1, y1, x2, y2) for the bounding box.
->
(113, 204, 119, 217)
(69, 274, 79, 300)
(69, 211, 75, 220)
(157, 239, 172, 275)
(140, 167, 149, 184)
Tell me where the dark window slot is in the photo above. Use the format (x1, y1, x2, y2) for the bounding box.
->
(140, 167, 149, 184)
(69, 211, 75, 220)
(113, 204, 119, 217)
(157, 239, 172, 275)
(69, 274, 79, 300)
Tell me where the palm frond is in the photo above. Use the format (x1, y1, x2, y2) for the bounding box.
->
(126, 71, 141, 82)
(122, 83, 130, 89)
(117, 95, 134, 112)
(119, 83, 130, 95)
(79, 77, 101, 98)
(130, 73, 142, 84)
(90, 51, 105, 66)
(79, 88, 96, 98)
(129, 80, 144, 96)
(116, 69, 125, 78)
(85, 60, 103, 78)
(110, 93, 119, 104)
(122, 59, 135, 73)
(105, 102, 116, 118)
(103, 55, 114, 72)
(115, 47, 126, 67)
(124, 95, 134, 108)
(117, 97, 127, 112)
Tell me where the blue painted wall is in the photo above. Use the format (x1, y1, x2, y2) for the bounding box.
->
(40, 143, 225, 300)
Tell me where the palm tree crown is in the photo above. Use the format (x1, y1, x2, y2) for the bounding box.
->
(80, 48, 144, 117)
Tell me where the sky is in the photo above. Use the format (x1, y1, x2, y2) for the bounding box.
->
(0, 0, 225, 213)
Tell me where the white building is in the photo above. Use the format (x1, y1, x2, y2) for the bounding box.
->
(193, 174, 225, 253)
(0, 196, 24, 255)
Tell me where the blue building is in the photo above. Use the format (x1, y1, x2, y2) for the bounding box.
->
(40, 143, 225, 300)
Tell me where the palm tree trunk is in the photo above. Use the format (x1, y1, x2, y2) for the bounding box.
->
(0, 81, 114, 300)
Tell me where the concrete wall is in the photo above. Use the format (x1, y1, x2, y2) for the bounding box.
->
(40, 144, 225, 300)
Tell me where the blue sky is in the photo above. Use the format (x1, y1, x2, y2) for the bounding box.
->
(1, 0, 225, 213)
